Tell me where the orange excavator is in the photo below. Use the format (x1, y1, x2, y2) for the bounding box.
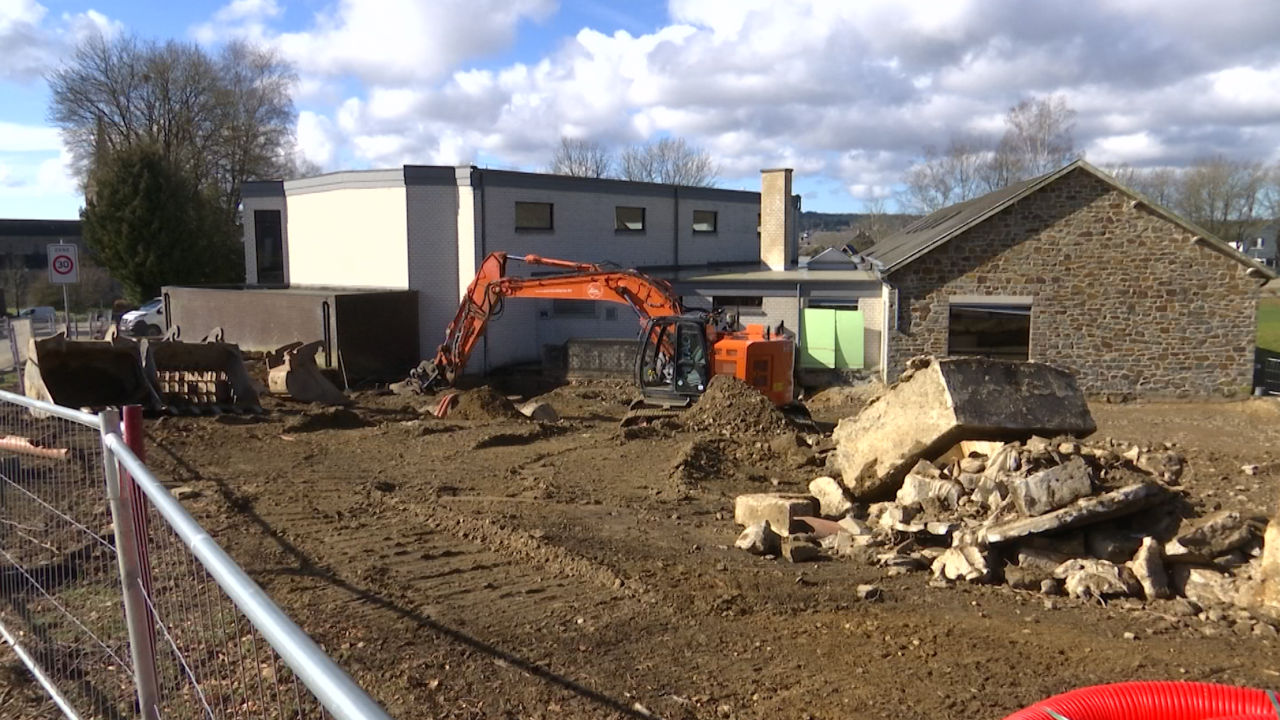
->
(410, 252, 796, 422)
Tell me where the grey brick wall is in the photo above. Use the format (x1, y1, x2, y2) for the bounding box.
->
(406, 184, 460, 361)
(884, 167, 1262, 395)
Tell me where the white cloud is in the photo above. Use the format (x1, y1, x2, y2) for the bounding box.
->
(192, 0, 282, 44)
(0, 0, 123, 81)
(34, 149, 75, 195)
(295, 111, 338, 168)
(0, 122, 62, 152)
(188, 0, 1280, 205)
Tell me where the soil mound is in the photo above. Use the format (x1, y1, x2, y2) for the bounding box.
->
(683, 376, 790, 436)
(284, 407, 368, 433)
(450, 387, 524, 422)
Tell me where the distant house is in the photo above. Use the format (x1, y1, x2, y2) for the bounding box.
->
(0, 219, 83, 269)
(1233, 223, 1277, 269)
(864, 160, 1275, 396)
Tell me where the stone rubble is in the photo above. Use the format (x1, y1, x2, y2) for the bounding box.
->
(730, 404, 1268, 617)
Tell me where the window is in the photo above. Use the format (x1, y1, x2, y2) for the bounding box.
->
(757, 212, 762, 238)
(692, 210, 718, 234)
(615, 206, 646, 232)
(604, 307, 618, 321)
(948, 304, 1031, 362)
(713, 296, 764, 316)
(552, 300, 595, 317)
(254, 210, 284, 284)
(515, 202, 553, 231)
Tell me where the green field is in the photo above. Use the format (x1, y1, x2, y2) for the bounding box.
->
(1261, 297, 1280, 352)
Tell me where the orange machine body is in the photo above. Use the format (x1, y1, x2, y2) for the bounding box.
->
(710, 324, 795, 406)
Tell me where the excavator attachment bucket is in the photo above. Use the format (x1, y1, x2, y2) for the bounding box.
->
(143, 327, 263, 414)
(266, 340, 351, 406)
(23, 331, 161, 412)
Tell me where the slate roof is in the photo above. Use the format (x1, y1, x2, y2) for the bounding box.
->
(865, 160, 1276, 279)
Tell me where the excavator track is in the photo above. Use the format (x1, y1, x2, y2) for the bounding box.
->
(619, 406, 686, 428)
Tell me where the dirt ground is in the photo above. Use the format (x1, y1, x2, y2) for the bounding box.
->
(134, 376, 1280, 720)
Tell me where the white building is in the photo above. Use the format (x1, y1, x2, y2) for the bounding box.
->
(239, 166, 884, 378)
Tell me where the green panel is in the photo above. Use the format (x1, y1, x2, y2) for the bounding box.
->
(834, 310, 864, 369)
(801, 308, 836, 369)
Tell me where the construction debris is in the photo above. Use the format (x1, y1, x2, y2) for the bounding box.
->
(518, 401, 560, 422)
(733, 494, 817, 534)
(728, 359, 1270, 617)
(807, 476, 853, 518)
(735, 521, 782, 556)
(832, 357, 1095, 500)
(0, 435, 69, 460)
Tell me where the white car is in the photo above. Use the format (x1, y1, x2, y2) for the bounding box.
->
(121, 298, 165, 337)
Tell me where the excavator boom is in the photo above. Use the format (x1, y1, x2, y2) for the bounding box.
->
(417, 252, 685, 390)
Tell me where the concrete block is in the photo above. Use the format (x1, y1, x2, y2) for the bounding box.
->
(735, 521, 781, 556)
(733, 494, 817, 533)
(833, 357, 1095, 500)
(1127, 537, 1171, 600)
(1172, 565, 1239, 607)
(1009, 457, 1094, 517)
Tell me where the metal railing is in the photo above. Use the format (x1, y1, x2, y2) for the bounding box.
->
(0, 388, 394, 720)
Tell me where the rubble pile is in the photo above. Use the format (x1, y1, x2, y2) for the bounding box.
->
(730, 357, 1274, 617)
(737, 434, 1269, 611)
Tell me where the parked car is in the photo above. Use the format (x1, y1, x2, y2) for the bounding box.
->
(17, 306, 57, 328)
(121, 298, 165, 337)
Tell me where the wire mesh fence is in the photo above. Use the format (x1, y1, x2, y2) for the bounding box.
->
(0, 390, 392, 720)
(0, 398, 135, 719)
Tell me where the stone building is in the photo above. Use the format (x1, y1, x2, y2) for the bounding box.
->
(866, 160, 1276, 395)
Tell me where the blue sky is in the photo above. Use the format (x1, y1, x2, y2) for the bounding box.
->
(4, 0, 1280, 220)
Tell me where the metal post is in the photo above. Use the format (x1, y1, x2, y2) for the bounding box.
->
(62, 285, 70, 336)
(101, 409, 161, 719)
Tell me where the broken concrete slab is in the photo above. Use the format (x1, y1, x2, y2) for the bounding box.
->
(971, 476, 1009, 510)
(1246, 510, 1280, 612)
(808, 476, 853, 519)
(981, 482, 1168, 545)
(734, 494, 818, 533)
(1009, 457, 1094, 517)
(1172, 565, 1239, 607)
(735, 521, 782, 556)
(832, 357, 1095, 500)
(1128, 537, 1171, 601)
(1054, 558, 1142, 600)
(1164, 511, 1253, 563)
(896, 468, 963, 510)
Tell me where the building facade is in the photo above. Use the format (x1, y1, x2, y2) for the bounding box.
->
(240, 166, 839, 373)
(868, 162, 1274, 395)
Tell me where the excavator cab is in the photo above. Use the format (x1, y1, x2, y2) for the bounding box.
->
(635, 315, 712, 407)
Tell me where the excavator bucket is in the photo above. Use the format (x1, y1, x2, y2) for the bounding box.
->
(23, 331, 162, 412)
(142, 327, 263, 414)
(266, 341, 351, 406)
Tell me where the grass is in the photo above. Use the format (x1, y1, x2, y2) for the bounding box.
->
(1261, 298, 1280, 353)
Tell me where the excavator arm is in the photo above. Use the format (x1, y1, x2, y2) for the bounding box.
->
(415, 252, 687, 390)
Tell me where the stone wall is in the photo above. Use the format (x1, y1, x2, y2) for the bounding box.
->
(884, 168, 1262, 395)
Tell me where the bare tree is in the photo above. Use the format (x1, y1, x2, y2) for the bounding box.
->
(902, 136, 988, 213)
(619, 137, 719, 187)
(1, 254, 31, 312)
(47, 32, 301, 220)
(549, 137, 614, 178)
(997, 94, 1081, 181)
(1176, 156, 1271, 243)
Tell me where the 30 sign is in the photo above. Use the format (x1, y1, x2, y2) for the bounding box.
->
(47, 244, 79, 284)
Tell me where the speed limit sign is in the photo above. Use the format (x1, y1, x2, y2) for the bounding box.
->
(48, 244, 79, 284)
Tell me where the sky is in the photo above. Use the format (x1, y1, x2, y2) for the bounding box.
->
(3, 0, 1280, 219)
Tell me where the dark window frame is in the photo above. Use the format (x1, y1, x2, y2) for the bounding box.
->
(713, 295, 765, 316)
(692, 210, 718, 234)
(253, 209, 285, 283)
(515, 201, 554, 232)
(551, 299, 596, 317)
(615, 206, 646, 234)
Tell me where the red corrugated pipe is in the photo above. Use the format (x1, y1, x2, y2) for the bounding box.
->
(1002, 681, 1278, 720)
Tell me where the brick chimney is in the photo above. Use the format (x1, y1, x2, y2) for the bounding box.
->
(760, 168, 794, 271)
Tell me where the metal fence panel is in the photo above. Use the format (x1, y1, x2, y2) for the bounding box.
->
(0, 390, 393, 720)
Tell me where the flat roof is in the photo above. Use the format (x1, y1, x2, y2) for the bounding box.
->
(673, 266, 880, 283)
